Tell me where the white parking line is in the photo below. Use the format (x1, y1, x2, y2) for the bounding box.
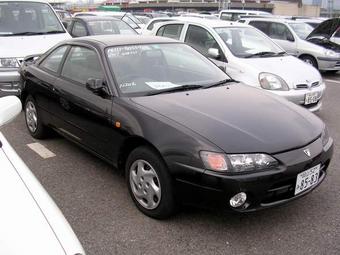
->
(325, 79, 340, 84)
(27, 143, 56, 159)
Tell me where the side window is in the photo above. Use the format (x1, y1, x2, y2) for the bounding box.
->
(249, 21, 270, 35)
(61, 46, 104, 85)
(334, 29, 340, 38)
(71, 21, 87, 37)
(269, 23, 294, 41)
(184, 25, 222, 57)
(156, 24, 183, 40)
(220, 13, 232, 21)
(40, 46, 68, 73)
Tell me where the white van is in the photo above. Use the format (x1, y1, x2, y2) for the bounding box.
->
(219, 9, 271, 21)
(0, 0, 71, 97)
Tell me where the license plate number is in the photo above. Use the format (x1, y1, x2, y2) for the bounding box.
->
(304, 92, 318, 105)
(295, 164, 320, 195)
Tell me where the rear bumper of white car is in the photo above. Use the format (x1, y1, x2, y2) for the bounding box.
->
(317, 57, 340, 71)
(0, 70, 22, 97)
(270, 82, 325, 112)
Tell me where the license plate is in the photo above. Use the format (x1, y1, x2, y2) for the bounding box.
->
(304, 92, 318, 105)
(295, 164, 320, 195)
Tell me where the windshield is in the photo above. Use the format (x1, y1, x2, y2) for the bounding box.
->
(106, 43, 230, 97)
(0, 1, 64, 35)
(288, 22, 313, 39)
(87, 20, 137, 35)
(215, 27, 283, 58)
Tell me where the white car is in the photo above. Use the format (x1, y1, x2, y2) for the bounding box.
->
(0, 0, 71, 97)
(241, 18, 340, 72)
(219, 9, 272, 21)
(73, 11, 144, 33)
(151, 18, 325, 112)
(0, 96, 86, 255)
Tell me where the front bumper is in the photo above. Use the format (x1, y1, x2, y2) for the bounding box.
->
(0, 70, 22, 97)
(317, 57, 340, 71)
(269, 82, 325, 112)
(173, 137, 333, 212)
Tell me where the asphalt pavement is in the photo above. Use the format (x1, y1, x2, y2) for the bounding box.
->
(2, 73, 340, 255)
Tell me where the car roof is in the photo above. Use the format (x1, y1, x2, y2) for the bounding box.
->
(72, 16, 121, 22)
(158, 17, 250, 28)
(65, 35, 180, 47)
(241, 17, 305, 24)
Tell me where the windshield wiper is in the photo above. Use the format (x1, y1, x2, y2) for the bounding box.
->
(276, 51, 287, 56)
(5, 30, 64, 36)
(244, 51, 277, 58)
(147, 84, 203, 96)
(204, 79, 237, 89)
(42, 30, 65, 34)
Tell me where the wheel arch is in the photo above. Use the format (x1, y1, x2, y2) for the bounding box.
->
(298, 54, 318, 69)
(117, 136, 165, 175)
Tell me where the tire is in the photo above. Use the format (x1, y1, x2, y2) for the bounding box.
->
(24, 95, 48, 139)
(125, 146, 177, 219)
(299, 55, 318, 69)
(325, 70, 338, 74)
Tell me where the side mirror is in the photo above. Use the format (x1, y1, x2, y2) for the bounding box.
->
(208, 48, 220, 59)
(0, 96, 22, 127)
(86, 78, 104, 92)
(23, 54, 41, 64)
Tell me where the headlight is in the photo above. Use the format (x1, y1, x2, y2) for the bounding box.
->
(200, 151, 278, 173)
(259, 72, 289, 91)
(0, 58, 19, 68)
(321, 126, 330, 147)
(324, 49, 338, 58)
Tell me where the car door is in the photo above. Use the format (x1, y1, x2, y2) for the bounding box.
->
(70, 21, 88, 37)
(268, 22, 297, 56)
(50, 45, 115, 160)
(24, 45, 69, 123)
(249, 21, 297, 55)
(156, 23, 184, 40)
(183, 24, 228, 71)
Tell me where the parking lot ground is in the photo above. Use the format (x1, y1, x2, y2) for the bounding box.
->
(2, 74, 340, 255)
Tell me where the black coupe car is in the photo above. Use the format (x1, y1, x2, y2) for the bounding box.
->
(20, 35, 333, 219)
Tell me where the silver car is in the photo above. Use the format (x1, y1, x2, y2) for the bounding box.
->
(151, 18, 325, 112)
(241, 18, 340, 72)
(0, 96, 85, 255)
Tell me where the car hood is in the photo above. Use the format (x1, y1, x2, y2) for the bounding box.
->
(131, 85, 323, 154)
(242, 55, 321, 87)
(0, 33, 71, 58)
(307, 18, 340, 40)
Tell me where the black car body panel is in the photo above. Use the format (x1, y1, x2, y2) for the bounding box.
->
(131, 85, 324, 154)
(20, 35, 333, 212)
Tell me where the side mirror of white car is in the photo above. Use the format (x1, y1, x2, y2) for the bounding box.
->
(208, 48, 220, 59)
(0, 96, 22, 127)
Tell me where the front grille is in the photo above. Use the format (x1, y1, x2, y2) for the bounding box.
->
(295, 81, 319, 89)
(261, 165, 325, 205)
(296, 84, 308, 89)
(335, 61, 340, 67)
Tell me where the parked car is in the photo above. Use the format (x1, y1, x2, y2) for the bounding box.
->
(151, 19, 325, 112)
(180, 13, 219, 20)
(64, 16, 137, 37)
(73, 11, 144, 33)
(0, 96, 85, 254)
(241, 18, 340, 72)
(55, 8, 72, 20)
(135, 15, 151, 25)
(219, 9, 272, 21)
(0, 0, 71, 98)
(289, 17, 324, 28)
(20, 35, 333, 219)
